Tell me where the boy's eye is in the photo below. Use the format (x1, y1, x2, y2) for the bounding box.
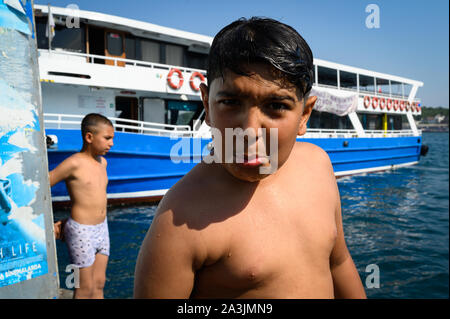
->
(219, 99, 240, 106)
(267, 103, 289, 111)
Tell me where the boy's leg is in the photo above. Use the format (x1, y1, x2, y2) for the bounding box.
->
(74, 265, 95, 299)
(92, 253, 108, 299)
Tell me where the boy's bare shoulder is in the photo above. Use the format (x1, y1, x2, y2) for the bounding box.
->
(288, 142, 335, 184)
(60, 152, 83, 170)
(159, 163, 218, 206)
(149, 164, 218, 261)
(155, 163, 225, 228)
(291, 141, 333, 170)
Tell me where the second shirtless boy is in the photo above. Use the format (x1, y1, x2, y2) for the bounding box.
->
(51, 113, 114, 299)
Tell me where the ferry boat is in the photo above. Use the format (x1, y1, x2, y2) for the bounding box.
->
(33, 5, 427, 204)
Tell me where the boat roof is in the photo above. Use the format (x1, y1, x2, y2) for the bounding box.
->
(34, 4, 213, 51)
(34, 5, 423, 88)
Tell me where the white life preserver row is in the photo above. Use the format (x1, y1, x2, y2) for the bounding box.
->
(363, 96, 421, 112)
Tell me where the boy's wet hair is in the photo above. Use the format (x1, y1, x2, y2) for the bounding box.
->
(81, 113, 113, 142)
(207, 17, 314, 97)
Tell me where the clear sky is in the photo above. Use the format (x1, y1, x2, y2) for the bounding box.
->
(35, 0, 449, 108)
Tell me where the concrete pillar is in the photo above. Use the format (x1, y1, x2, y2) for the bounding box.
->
(0, 0, 59, 298)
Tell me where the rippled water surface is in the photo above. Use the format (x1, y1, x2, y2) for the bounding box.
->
(55, 132, 449, 298)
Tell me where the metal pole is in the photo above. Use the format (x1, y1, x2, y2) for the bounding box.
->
(47, 3, 51, 52)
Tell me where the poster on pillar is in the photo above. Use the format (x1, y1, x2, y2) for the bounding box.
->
(0, 0, 49, 288)
(0, 81, 49, 288)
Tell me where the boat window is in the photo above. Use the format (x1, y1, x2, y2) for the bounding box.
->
(359, 74, 375, 93)
(340, 71, 357, 90)
(358, 113, 383, 130)
(166, 44, 184, 67)
(141, 39, 160, 63)
(387, 114, 403, 130)
(107, 32, 123, 56)
(391, 81, 402, 97)
(35, 17, 49, 49)
(35, 17, 86, 52)
(401, 115, 411, 129)
(376, 78, 390, 95)
(125, 36, 136, 60)
(307, 110, 353, 129)
(185, 51, 208, 70)
(167, 100, 200, 126)
(318, 66, 338, 87)
(403, 83, 412, 98)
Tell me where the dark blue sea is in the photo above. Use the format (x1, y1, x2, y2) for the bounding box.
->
(54, 132, 449, 299)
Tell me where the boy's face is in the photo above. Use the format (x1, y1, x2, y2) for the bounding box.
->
(85, 123, 115, 156)
(200, 63, 316, 182)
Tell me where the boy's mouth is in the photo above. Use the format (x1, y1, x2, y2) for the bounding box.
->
(234, 154, 270, 167)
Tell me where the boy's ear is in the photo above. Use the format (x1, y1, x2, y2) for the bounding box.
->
(298, 95, 317, 136)
(85, 132, 94, 144)
(199, 83, 211, 126)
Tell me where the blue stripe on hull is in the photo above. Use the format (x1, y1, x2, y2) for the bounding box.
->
(46, 129, 422, 201)
(298, 136, 422, 173)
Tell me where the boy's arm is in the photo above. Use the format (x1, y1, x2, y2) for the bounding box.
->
(134, 207, 200, 298)
(48, 156, 78, 187)
(330, 197, 367, 299)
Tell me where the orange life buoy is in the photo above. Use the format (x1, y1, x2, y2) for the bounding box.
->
(400, 100, 405, 111)
(387, 99, 393, 110)
(416, 105, 421, 112)
(379, 98, 386, 110)
(406, 101, 411, 111)
(167, 68, 184, 90)
(372, 97, 379, 109)
(363, 96, 371, 108)
(394, 100, 399, 111)
(189, 72, 206, 92)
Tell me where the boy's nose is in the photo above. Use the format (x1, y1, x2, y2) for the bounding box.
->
(240, 106, 264, 132)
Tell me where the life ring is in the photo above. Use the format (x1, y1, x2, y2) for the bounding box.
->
(363, 96, 371, 108)
(167, 68, 184, 90)
(400, 100, 405, 111)
(387, 99, 393, 110)
(189, 72, 206, 92)
(412, 102, 417, 112)
(394, 100, 399, 111)
(406, 101, 411, 111)
(416, 105, 421, 112)
(379, 98, 386, 110)
(372, 97, 379, 109)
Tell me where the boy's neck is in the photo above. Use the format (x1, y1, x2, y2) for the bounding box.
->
(81, 145, 101, 161)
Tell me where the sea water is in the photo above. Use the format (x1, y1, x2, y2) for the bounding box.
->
(54, 132, 449, 298)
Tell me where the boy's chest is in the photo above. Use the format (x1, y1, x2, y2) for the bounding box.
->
(194, 190, 337, 296)
(74, 165, 108, 190)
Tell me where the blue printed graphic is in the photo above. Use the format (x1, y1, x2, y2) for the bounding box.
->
(0, 76, 48, 287)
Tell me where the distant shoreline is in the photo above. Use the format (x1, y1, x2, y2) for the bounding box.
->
(421, 129, 449, 133)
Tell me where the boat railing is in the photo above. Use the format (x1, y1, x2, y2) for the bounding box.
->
(314, 83, 419, 102)
(39, 49, 207, 74)
(303, 128, 419, 138)
(43, 113, 197, 137)
(192, 109, 205, 131)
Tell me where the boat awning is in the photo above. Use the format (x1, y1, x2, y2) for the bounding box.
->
(310, 86, 358, 116)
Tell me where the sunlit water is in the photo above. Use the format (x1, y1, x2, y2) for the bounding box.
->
(54, 132, 449, 298)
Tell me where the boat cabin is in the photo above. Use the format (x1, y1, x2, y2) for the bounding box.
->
(33, 5, 423, 138)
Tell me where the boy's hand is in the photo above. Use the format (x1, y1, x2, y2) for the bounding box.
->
(54, 219, 67, 241)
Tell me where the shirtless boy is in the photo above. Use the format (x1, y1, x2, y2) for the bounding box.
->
(134, 18, 366, 299)
(51, 113, 114, 299)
